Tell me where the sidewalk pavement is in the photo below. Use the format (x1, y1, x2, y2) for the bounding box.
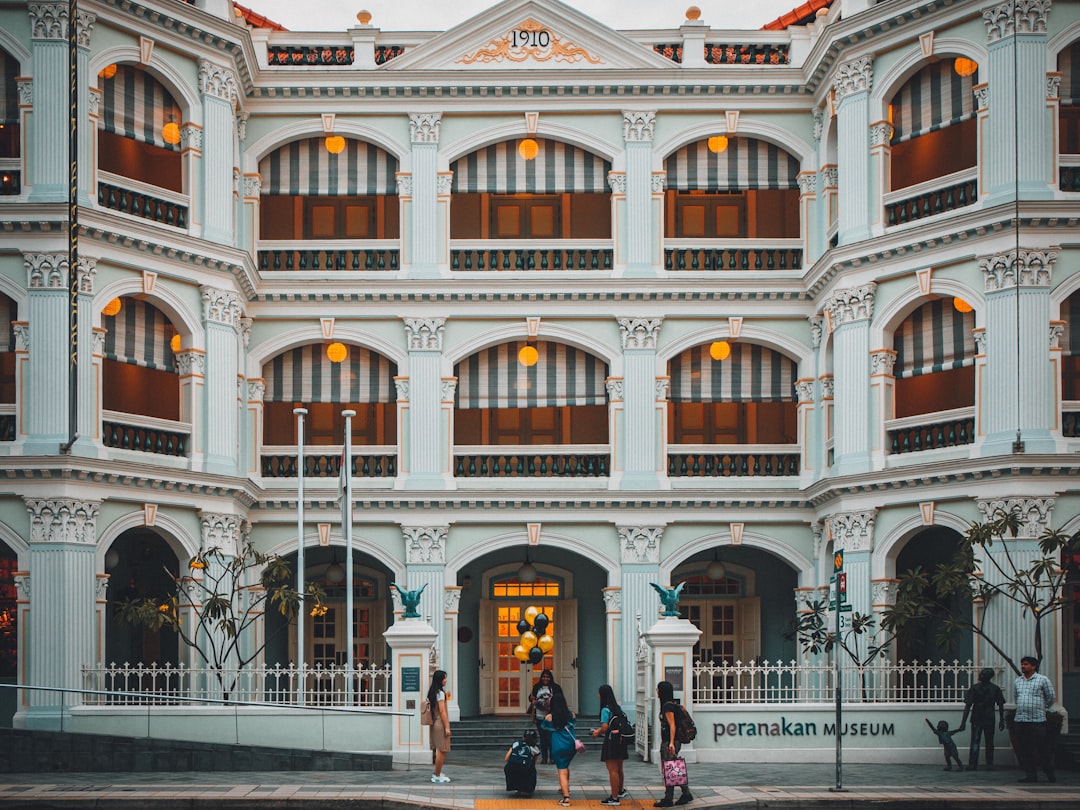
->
(0, 749, 1077, 808)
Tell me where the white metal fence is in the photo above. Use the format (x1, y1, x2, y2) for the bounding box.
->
(692, 659, 1001, 704)
(81, 662, 394, 707)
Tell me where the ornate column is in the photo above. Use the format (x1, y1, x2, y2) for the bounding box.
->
(244, 378, 264, 478)
(198, 60, 240, 244)
(832, 55, 874, 245)
(21, 498, 100, 728)
(797, 171, 820, 265)
(241, 174, 261, 259)
(407, 113, 443, 278)
(402, 317, 451, 489)
(401, 526, 452, 714)
(868, 120, 893, 235)
(978, 248, 1057, 454)
(22, 253, 68, 453)
(70, 258, 98, 456)
(200, 287, 243, 474)
(195, 512, 243, 679)
(982, 0, 1054, 201)
(795, 378, 817, 484)
(826, 510, 875, 697)
(869, 348, 896, 467)
(824, 283, 876, 474)
(617, 525, 664, 718)
(621, 111, 659, 278)
(617, 318, 663, 489)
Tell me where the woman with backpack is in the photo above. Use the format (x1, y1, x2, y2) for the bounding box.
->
(591, 683, 629, 806)
(655, 680, 693, 807)
(427, 669, 452, 784)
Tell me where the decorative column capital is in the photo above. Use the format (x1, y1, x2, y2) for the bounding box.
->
(236, 110, 250, 142)
(607, 173, 627, 194)
(242, 174, 262, 199)
(870, 349, 897, 376)
(979, 248, 1057, 291)
(25, 499, 100, 545)
(983, 0, 1051, 43)
(409, 113, 442, 144)
(827, 511, 876, 553)
(819, 375, 835, 399)
(75, 10, 95, 47)
(404, 317, 445, 351)
(977, 497, 1054, 539)
(441, 378, 457, 402)
(794, 587, 818, 612)
(394, 377, 410, 402)
(1050, 321, 1065, 350)
(201, 286, 244, 330)
(444, 587, 462, 612)
(795, 379, 815, 403)
(246, 379, 265, 402)
(973, 328, 987, 354)
(605, 378, 624, 402)
(824, 283, 876, 326)
(24, 253, 68, 289)
(651, 173, 667, 193)
(822, 165, 839, 189)
(18, 80, 33, 108)
(973, 83, 991, 111)
(198, 60, 240, 108)
(869, 121, 894, 147)
(602, 587, 622, 612)
(403, 526, 448, 565)
(437, 174, 454, 195)
(75, 258, 96, 294)
(176, 350, 206, 376)
(622, 110, 656, 143)
(181, 124, 203, 151)
(832, 55, 873, 105)
(13, 573, 30, 600)
(812, 107, 825, 142)
(1047, 73, 1061, 100)
(655, 377, 670, 402)
(199, 512, 243, 557)
(28, 3, 68, 40)
(618, 317, 663, 350)
(618, 525, 663, 564)
(809, 314, 824, 348)
(797, 173, 817, 196)
(396, 175, 413, 196)
(872, 578, 899, 606)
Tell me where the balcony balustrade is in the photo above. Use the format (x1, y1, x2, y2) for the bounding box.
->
(667, 444, 800, 477)
(1063, 403, 1080, 437)
(97, 171, 188, 228)
(664, 239, 803, 272)
(0, 405, 13, 441)
(257, 240, 400, 272)
(454, 444, 609, 477)
(1060, 156, 1080, 192)
(450, 240, 613, 272)
(884, 168, 978, 227)
(102, 410, 190, 457)
(885, 407, 975, 455)
(260, 446, 397, 478)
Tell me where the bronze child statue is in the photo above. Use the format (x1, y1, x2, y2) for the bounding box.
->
(925, 717, 965, 771)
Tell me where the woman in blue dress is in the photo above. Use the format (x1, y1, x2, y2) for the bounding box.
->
(540, 684, 577, 806)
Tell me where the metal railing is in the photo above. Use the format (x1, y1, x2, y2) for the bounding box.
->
(664, 240, 803, 272)
(885, 407, 976, 455)
(454, 444, 610, 477)
(884, 168, 978, 227)
(450, 241, 614, 272)
(257, 240, 400, 272)
(667, 443, 800, 477)
(102, 410, 191, 457)
(97, 171, 188, 229)
(260, 446, 398, 478)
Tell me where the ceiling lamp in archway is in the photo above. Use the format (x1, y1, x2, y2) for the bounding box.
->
(518, 344, 539, 367)
(325, 135, 346, 154)
(162, 116, 181, 146)
(326, 342, 348, 363)
(709, 340, 731, 361)
(953, 297, 973, 313)
(707, 135, 729, 154)
(102, 298, 122, 317)
(99, 64, 118, 80)
(170, 334, 181, 353)
(518, 138, 539, 161)
(953, 57, 978, 77)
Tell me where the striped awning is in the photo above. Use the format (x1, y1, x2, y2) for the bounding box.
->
(259, 138, 399, 196)
(669, 343, 797, 402)
(1064, 292, 1080, 357)
(455, 341, 608, 409)
(889, 60, 977, 144)
(1, 294, 16, 352)
(262, 344, 398, 403)
(664, 137, 801, 191)
(1059, 40, 1080, 106)
(0, 48, 18, 125)
(103, 297, 177, 372)
(451, 139, 611, 194)
(893, 299, 976, 378)
(98, 65, 182, 151)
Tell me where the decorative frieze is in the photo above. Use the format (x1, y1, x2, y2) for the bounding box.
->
(828, 511, 875, 553)
(24, 253, 67, 289)
(75, 258, 96, 294)
(176, 350, 206, 377)
(619, 525, 663, 564)
(25, 499, 100, 545)
(824, 283, 876, 326)
(622, 110, 656, 142)
(980, 248, 1057, 291)
(403, 526, 447, 565)
(602, 587, 622, 612)
(28, 3, 67, 40)
(870, 349, 897, 376)
(201, 287, 244, 330)
(618, 317, 662, 350)
(404, 317, 445, 351)
(832, 55, 873, 105)
(409, 113, 442, 144)
(982, 0, 1051, 43)
(977, 497, 1054, 539)
(198, 61, 240, 108)
(199, 512, 243, 557)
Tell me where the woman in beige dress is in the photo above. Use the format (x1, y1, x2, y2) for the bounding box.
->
(428, 669, 451, 783)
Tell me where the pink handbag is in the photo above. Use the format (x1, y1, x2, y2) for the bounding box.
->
(662, 757, 688, 787)
(574, 738, 586, 753)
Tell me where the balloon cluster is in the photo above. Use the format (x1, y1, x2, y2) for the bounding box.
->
(513, 605, 553, 666)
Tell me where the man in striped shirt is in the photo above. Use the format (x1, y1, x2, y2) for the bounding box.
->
(1012, 656, 1057, 783)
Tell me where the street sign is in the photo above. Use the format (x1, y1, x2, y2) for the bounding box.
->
(838, 572, 847, 594)
(833, 549, 844, 572)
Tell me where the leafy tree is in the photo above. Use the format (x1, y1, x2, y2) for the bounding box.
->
(115, 541, 325, 700)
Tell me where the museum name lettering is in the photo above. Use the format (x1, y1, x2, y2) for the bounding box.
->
(713, 719, 895, 739)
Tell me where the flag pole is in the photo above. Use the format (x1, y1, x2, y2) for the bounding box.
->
(341, 409, 356, 706)
(294, 407, 308, 707)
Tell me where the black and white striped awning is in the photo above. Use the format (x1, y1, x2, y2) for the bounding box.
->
(262, 344, 398, 403)
(669, 343, 797, 402)
(0, 48, 17, 125)
(455, 341, 608, 409)
(98, 65, 182, 151)
(451, 139, 611, 194)
(259, 137, 400, 196)
(664, 137, 801, 191)
(889, 60, 977, 144)
(1, 294, 16, 352)
(1064, 292, 1080, 357)
(1059, 39, 1080, 106)
(893, 299, 976, 378)
(103, 298, 177, 372)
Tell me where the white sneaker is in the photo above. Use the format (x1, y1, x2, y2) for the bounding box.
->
(432, 773, 451, 783)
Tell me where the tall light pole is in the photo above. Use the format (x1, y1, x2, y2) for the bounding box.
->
(294, 407, 307, 705)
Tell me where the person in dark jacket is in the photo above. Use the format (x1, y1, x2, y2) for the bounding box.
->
(504, 728, 540, 797)
(960, 667, 1005, 771)
(655, 680, 692, 807)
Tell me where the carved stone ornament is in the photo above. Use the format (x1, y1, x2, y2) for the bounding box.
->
(201, 287, 244, 330)
(828, 511, 875, 553)
(409, 113, 442, 145)
(822, 166, 839, 188)
(794, 587, 818, 611)
(396, 175, 413, 196)
(95, 574, 110, 600)
(607, 173, 627, 194)
(809, 315, 824, 348)
(441, 378, 457, 402)
(176, 350, 206, 377)
(1048, 73, 1061, 100)
(1050, 321, 1065, 349)
(18, 80, 33, 108)
(458, 18, 602, 66)
(869, 121, 894, 147)
(977, 497, 1054, 539)
(404, 317, 445, 351)
(14, 573, 30, 601)
(619, 525, 663, 564)
(797, 173, 817, 196)
(812, 107, 824, 142)
(651, 173, 667, 194)
(198, 60, 240, 108)
(795, 379, 815, 403)
(973, 328, 987, 354)
(76, 258, 96, 294)
(75, 10, 95, 47)
(810, 521, 825, 559)
(181, 124, 203, 151)
(242, 174, 263, 198)
(239, 317, 252, 348)
(91, 327, 105, 356)
(870, 349, 897, 376)
(444, 587, 462, 612)
(832, 55, 874, 105)
(973, 83, 990, 111)
(819, 375, 835, 398)
(980, 248, 1057, 292)
(394, 377, 410, 402)
(602, 587, 622, 612)
(28, 3, 68, 40)
(24, 253, 67, 289)
(403, 526, 447, 565)
(437, 174, 454, 195)
(25, 499, 100, 545)
(622, 110, 656, 143)
(824, 283, 876, 326)
(618, 317, 663, 350)
(236, 111, 249, 143)
(655, 377, 670, 402)
(872, 578, 898, 606)
(983, 0, 1051, 43)
(199, 512, 243, 557)
(605, 377, 624, 402)
(247, 379, 265, 402)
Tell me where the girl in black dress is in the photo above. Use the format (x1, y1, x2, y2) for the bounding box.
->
(591, 683, 629, 806)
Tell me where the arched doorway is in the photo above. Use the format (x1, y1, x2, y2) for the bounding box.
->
(103, 528, 180, 666)
(0, 539, 17, 726)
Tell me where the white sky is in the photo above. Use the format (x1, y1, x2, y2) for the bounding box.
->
(244, 0, 804, 33)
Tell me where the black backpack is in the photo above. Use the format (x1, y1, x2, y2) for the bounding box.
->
(674, 703, 697, 743)
(508, 740, 534, 768)
(608, 711, 635, 744)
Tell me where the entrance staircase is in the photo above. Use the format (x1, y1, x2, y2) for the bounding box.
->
(453, 715, 598, 752)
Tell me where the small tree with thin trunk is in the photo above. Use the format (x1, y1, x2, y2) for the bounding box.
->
(115, 541, 325, 700)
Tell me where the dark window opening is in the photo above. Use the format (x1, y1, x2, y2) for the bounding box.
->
(0, 123, 19, 159)
(668, 401, 797, 444)
(102, 359, 180, 421)
(260, 195, 399, 240)
(263, 401, 396, 447)
(1061, 106, 1080, 156)
(664, 189, 799, 239)
(450, 193, 611, 239)
(890, 118, 977, 191)
(894, 366, 975, 419)
(98, 130, 183, 193)
(454, 404, 607, 446)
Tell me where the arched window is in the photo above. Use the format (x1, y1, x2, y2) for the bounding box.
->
(0, 293, 16, 439)
(1058, 39, 1080, 190)
(97, 65, 183, 189)
(892, 298, 976, 418)
(101, 296, 180, 422)
(0, 47, 20, 194)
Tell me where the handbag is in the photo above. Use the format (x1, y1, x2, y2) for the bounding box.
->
(662, 756, 688, 787)
(574, 738, 586, 753)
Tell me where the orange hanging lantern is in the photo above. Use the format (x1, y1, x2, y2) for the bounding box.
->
(709, 340, 731, 361)
(707, 135, 729, 154)
(953, 297, 973, 313)
(954, 57, 978, 78)
(325, 135, 346, 154)
(518, 138, 539, 160)
(102, 298, 122, 317)
(326, 342, 348, 363)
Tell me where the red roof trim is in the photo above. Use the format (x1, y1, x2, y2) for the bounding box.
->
(234, 2, 289, 32)
(762, 0, 833, 31)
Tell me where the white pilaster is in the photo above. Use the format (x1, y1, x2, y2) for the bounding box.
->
(618, 525, 663, 720)
(407, 113, 442, 278)
(621, 111, 658, 277)
(618, 318, 662, 488)
(825, 284, 876, 475)
(832, 56, 874, 245)
(23, 253, 69, 453)
(199, 61, 239, 245)
(402, 318, 452, 489)
(200, 287, 242, 474)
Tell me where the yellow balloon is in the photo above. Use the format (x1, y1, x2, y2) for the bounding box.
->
(521, 631, 538, 648)
(514, 644, 529, 662)
(524, 606, 540, 625)
(538, 634, 554, 653)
